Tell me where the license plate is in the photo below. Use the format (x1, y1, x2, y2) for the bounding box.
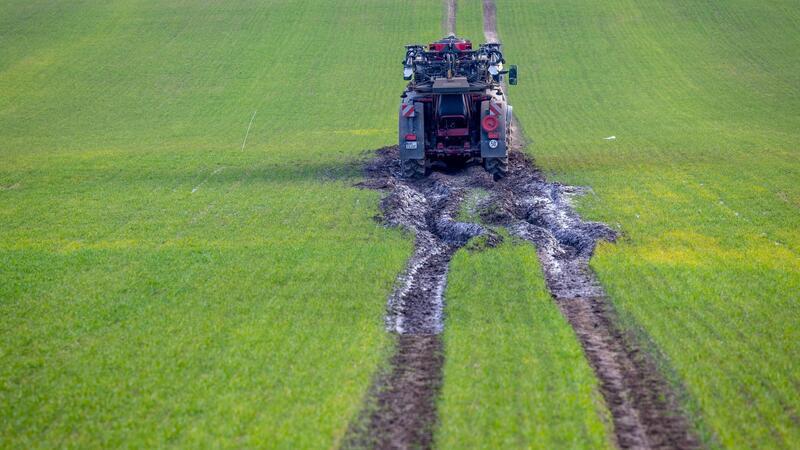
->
(405, 141, 418, 150)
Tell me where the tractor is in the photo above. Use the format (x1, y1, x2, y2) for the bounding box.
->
(398, 35, 518, 179)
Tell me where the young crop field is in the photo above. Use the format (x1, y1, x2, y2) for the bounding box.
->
(496, 0, 800, 447)
(437, 239, 613, 449)
(2, 0, 799, 449)
(0, 0, 440, 447)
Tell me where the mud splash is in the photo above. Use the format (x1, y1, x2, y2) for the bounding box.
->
(477, 152, 617, 299)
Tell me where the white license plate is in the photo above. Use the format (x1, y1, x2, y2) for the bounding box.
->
(405, 141, 418, 150)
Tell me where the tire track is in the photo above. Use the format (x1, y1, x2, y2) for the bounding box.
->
(343, 149, 498, 450)
(443, 0, 457, 36)
(482, 1, 701, 448)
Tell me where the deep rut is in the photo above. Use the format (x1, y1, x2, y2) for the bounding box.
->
(344, 150, 498, 449)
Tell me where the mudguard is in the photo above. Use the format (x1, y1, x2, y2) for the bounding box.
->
(480, 100, 508, 158)
(399, 101, 425, 160)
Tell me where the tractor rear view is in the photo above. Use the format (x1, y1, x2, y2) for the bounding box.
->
(399, 35, 518, 179)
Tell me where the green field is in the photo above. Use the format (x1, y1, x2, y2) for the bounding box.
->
(2, 0, 799, 448)
(0, 0, 439, 447)
(437, 238, 613, 449)
(497, 0, 800, 447)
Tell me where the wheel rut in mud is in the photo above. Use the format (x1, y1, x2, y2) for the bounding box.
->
(344, 148, 499, 450)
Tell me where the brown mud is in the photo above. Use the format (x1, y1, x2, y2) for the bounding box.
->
(347, 145, 699, 450)
(343, 335, 443, 450)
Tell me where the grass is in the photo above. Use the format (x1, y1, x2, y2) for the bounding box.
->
(0, 0, 442, 447)
(436, 238, 613, 449)
(496, 0, 800, 447)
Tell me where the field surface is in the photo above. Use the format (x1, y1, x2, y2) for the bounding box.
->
(0, 0, 439, 447)
(2, 0, 800, 449)
(496, 0, 800, 447)
(437, 239, 613, 449)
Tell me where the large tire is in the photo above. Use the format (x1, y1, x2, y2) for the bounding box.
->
(484, 157, 508, 181)
(401, 158, 426, 179)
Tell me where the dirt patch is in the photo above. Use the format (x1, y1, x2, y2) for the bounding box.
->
(479, 151, 617, 299)
(559, 298, 702, 449)
(350, 143, 698, 449)
(482, 0, 499, 43)
(443, 0, 457, 37)
(343, 335, 444, 450)
(345, 148, 498, 449)
(361, 148, 498, 335)
(471, 150, 699, 449)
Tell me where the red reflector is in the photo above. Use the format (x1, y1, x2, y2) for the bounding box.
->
(488, 132, 499, 139)
(482, 115, 499, 132)
(405, 134, 417, 141)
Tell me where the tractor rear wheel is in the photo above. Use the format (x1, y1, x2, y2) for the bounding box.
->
(401, 158, 426, 179)
(484, 157, 508, 180)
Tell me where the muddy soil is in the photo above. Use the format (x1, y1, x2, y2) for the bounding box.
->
(344, 149, 499, 449)
(343, 335, 443, 450)
(362, 150, 497, 335)
(475, 152, 700, 449)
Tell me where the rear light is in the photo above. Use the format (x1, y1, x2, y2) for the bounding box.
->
(481, 115, 499, 132)
(488, 132, 499, 139)
(405, 134, 417, 141)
